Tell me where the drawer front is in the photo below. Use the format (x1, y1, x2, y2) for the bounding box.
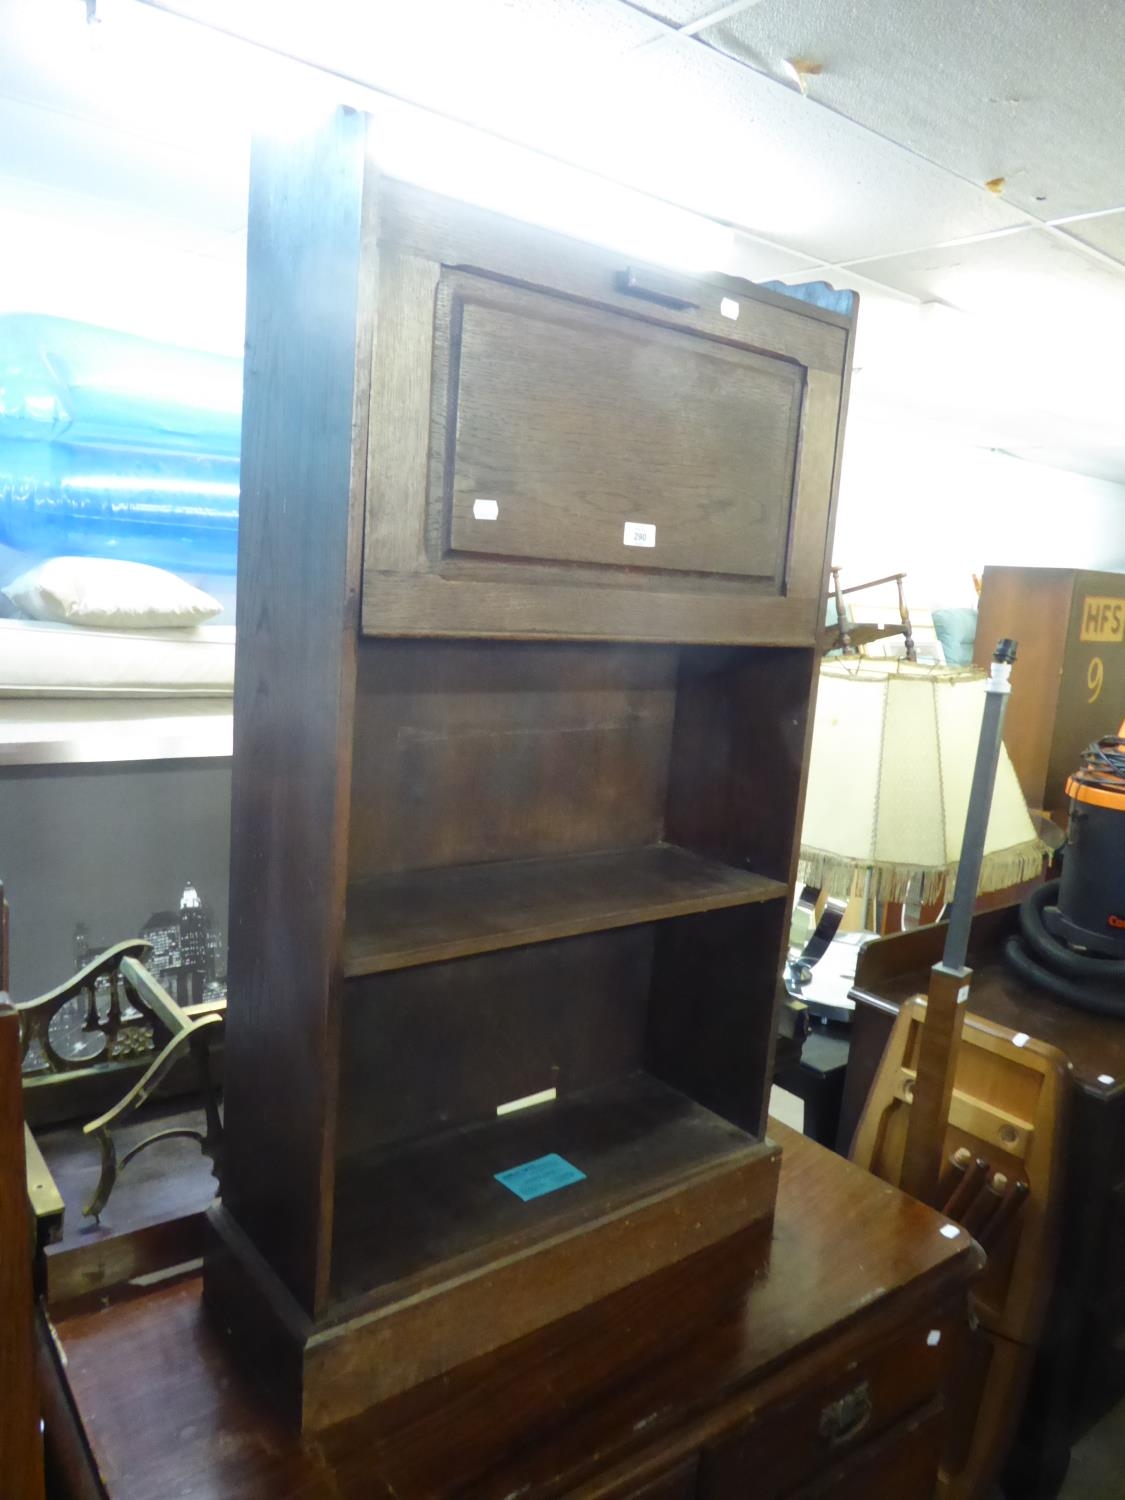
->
(440, 274, 804, 587)
(786, 1399, 943, 1499)
(699, 1312, 952, 1499)
(568, 1452, 699, 1500)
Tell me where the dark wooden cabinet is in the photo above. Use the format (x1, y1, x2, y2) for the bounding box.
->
(206, 107, 857, 1437)
(974, 565, 1125, 814)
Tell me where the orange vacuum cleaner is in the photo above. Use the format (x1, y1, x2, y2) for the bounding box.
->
(1004, 725, 1125, 1012)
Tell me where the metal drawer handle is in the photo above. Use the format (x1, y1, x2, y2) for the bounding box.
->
(818, 1380, 873, 1448)
(616, 267, 700, 311)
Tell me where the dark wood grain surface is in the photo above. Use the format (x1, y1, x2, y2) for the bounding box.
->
(212, 115, 859, 1437)
(55, 1124, 976, 1500)
(221, 107, 375, 1316)
(343, 844, 785, 976)
(348, 639, 678, 880)
(1, 1001, 45, 1499)
(648, 903, 789, 1139)
(361, 175, 849, 644)
(851, 906, 1125, 1096)
(438, 273, 802, 583)
(973, 568, 1073, 811)
(329, 1073, 764, 1304)
(974, 566, 1125, 813)
(841, 905, 1125, 1495)
(339, 927, 655, 1155)
(37, 1102, 216, 1309)
(665, 646, 817, 885)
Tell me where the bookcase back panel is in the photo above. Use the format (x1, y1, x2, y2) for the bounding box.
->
(337, 926, 654, 1156)
(666, 645, 818, 884)
(349, 639, 678, 879)
(437, 273, 804, 585)
(647, 901, 790, 1139)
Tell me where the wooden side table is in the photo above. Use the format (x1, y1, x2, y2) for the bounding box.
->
(840, 906, 1125, 1498)
(42, 1126, 978, 1499)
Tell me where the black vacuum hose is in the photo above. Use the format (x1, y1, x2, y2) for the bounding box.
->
(1004, 879, 1125, 1016)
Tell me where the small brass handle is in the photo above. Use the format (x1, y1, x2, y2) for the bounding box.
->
(818, 1380, 873, 1448)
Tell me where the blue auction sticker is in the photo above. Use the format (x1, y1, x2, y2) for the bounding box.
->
(494, 1153, 587, 1202)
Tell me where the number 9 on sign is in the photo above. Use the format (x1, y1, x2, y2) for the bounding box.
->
(1088, 656, 1104, 704)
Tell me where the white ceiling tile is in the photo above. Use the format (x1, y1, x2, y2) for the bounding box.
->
(687, 0, 1125, 220)
(726, 235, 822, 282)
(0, 96, 248, 240)
(1002, 441, 1125, 485)
(159, 0, 664, 126)
(840, 231, 1125, 475)
(631, 2, 745, 26)
(599, 41, 1025, 261)
(844, 227, 1125, 328)
(43, 0, 1018, 265)
(1061, 211, 1125, 265)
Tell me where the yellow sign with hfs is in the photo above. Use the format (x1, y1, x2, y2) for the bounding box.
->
(1080, 596, 1125, 643)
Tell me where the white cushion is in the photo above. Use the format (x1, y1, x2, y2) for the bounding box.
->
(2, 557, 222, 628)
(0, 619, 235, 696)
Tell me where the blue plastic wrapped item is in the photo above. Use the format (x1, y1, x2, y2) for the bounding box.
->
(759, 280, 857, 317)
(0, 315, 242, 573)
(0, 438, 240, 574)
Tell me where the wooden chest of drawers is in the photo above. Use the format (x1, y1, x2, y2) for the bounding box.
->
(47, 1126, 978, 1499)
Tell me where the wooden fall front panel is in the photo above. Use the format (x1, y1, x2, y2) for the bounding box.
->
(438, 273, 803, 584)
(362, 177, 849, 643)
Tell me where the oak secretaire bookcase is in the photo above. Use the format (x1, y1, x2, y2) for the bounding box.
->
(204, 107, 857, 1431)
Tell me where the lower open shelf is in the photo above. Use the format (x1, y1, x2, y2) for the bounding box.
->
(330, 1072, 770, 1311)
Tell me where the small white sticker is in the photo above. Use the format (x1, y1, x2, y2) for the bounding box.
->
(939, 1223, 961, 1239)
(624, 521, 656, 548)
(1012, 1032, 1029, 1049)
(473, 498, 499, 520)
(720, 297, 740, 320)
(496, 1086, 557, 1116)
(1098, 1074, 1116, 1086)
(926, 1329, 942, 1347)
(957, 985, 971, 1004)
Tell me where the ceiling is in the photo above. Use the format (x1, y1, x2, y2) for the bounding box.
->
(3, 0, 1125, 475)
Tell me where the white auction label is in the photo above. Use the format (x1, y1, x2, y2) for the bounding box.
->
(473, 498, 500, 520)
(623, 521, 656, 548)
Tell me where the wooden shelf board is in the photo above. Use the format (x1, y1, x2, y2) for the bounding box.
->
(343, 843, 785, 977)
(328, 1072, 765, 1313)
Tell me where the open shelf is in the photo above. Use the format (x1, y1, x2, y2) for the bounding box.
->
(329, 1072, 766, 1310)
(343, 842, 786, 977)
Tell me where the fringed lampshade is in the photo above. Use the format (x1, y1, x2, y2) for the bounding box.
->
(799, 660, 1044, 904)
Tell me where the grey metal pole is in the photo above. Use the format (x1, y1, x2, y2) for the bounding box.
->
(942, 639, 1018, 974)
